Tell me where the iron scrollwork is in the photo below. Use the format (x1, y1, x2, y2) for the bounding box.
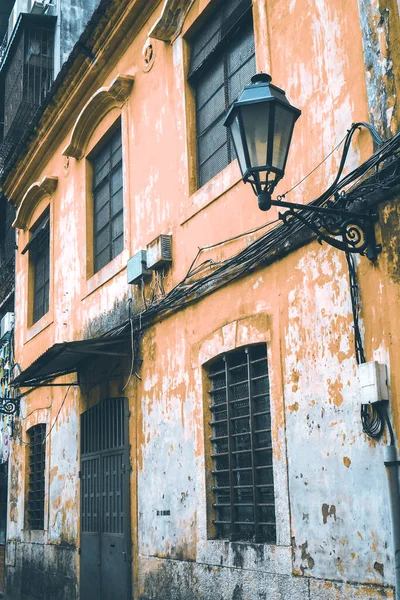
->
(0, 396, 20, 415)
(270, 197, 381, 260)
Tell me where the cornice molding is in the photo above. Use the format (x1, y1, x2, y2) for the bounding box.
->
(149, 0, 195, 42)
(13, 176, 58, 230)
(2, 0, 155, 202)
(62, 75, 134, 160)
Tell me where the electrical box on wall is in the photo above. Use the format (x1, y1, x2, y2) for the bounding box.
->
(0, 312, 14, 339)
(146, 234, 172, 269)
(357, 361, 389, 404)
(127, 251, 152, 285)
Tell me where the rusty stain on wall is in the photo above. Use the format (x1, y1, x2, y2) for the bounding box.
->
(1, 0, 398, 598)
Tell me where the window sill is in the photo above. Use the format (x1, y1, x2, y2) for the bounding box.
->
(180, 160, 242, 226)
(26, 311, 54, 343)
(83, 249, 129, 299)
(21, 529, 47, 545)
(196, 539, 292, 575)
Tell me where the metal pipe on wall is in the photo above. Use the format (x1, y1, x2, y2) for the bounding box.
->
(384, 445, 400, 600)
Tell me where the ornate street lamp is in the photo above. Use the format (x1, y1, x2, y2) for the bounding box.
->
(224, 73, 301, 211)
(224, 73, 383, 260)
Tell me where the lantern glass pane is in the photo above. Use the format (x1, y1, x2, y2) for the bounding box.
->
(230, 115, 248, 175)
(241, 102, 270, 169)
(272, 105, 296, 172)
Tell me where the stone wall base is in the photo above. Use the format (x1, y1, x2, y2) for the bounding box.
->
(5, 541, 77, 600)
(138, 556, 394, 600)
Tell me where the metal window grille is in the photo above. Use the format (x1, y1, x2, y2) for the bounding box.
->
(189, 0, 256, 188)
(92, 127, 124, 273)
(27, 423, 46, 530)
(0, 196, 16, 307)
(208, 344, 276, 543)
(4, 22, 54, 137)
(30, 210, 50, 324)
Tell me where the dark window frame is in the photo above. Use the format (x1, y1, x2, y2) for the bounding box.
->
(25, 208, 50, 325)
(206, 344, 276, 544)
(188, 0, 256, 189)
(91, 125, 124, 274)
(26, 423, 46, 531)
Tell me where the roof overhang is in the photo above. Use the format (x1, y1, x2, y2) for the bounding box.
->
(13, 334, 130, 387)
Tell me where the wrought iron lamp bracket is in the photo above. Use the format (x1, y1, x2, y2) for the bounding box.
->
(270, 197, 381, 261)
(0, 397, 20, 415)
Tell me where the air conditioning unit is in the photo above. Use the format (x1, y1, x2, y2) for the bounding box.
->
(0, 313, 14, 339)
(146, 234, 172, 269)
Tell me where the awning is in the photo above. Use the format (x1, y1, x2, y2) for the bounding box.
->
(13, 334, 130, 387)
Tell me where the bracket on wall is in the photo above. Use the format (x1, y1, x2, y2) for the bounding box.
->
(0, 397, 20, 415)
(273, 195, 381, 260)
(149, 0, 195, 42)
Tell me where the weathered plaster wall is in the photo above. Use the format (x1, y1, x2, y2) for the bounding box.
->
(135, 242, 395, 599)
(6, 383, 80, 599)
(59, 0, 102, 67)
(3, 0, 400, 598)
(284, 249, 391, 584)
(358, 0, 400, 136)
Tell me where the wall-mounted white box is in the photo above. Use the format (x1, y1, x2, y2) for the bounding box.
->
(146, 234, 172, 269)
(357, 361, 389, 404)
(0, 313, 14, 339)
(127, 251, 152, 285)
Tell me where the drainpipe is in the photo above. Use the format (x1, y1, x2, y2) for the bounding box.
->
(384, 444, 400, 600)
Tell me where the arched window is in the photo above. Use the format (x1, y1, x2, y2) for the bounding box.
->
(26, 423, 46, 530)
(206, 343, 276, 543)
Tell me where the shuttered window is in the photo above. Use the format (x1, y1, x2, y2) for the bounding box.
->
(189, 0, 256, 188)
(92, 127, 124, 273)
(24, 208, 50, 324)
(207, 344, 276, 543)
(27, 424, 46, 530)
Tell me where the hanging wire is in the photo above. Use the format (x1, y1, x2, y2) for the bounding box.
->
(14, 421, 30, 445)
(345, 252, 385, 439)
(122, 298, 141, 391)
(345, 253, 366, 366)
(281, 133, 348, 197)
(184, 218, 280, 281)
(102, 126, 400, 343)
(381, 400, 396, 446)
(43, 383, 73, 443)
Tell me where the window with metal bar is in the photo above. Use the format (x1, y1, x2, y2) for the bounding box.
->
(4, 21, 55, 137)
(26, 208, 50, 324)
(207, 344, 276, 543)
(26, 424, 46, 530)
(188, 0, 256, 189)
(92, 126, 124, 274)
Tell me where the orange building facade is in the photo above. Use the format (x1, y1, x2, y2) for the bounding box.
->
(1, 0, 400, 598)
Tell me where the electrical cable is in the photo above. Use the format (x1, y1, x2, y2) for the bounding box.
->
(14, 382, 75, 445)
(345, 253, 385, 439)
(184, 218, 280, 281)
(122, 298, 141, 391)
(15, 422, 30, 445)
(102, 127, 400, 344)
(281, 133, 348, 197)
(43, 384, 73, 443)
(361, 402, 385, 439)
(345, 253, 366, 365)
(381, 401, 396, 447)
